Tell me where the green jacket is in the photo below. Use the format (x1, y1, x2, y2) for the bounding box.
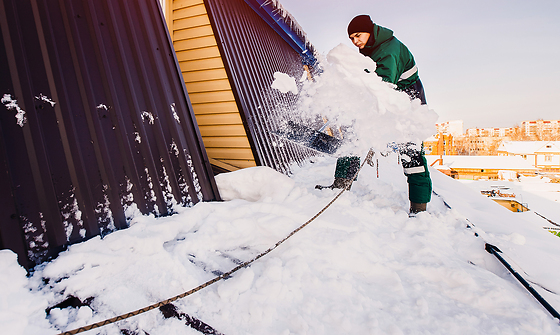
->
(360, 24, 419, 90)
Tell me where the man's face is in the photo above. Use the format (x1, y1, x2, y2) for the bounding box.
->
(349, 32, 370, 49)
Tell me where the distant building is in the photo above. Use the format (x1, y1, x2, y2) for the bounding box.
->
(498, 141, 560, 172)
(424, 134, 456, 155)
(521, 120, 560, 140)
(427, 155, 538, 180)
(429, 119, 560, 158)
(465, 127, 515, 138)
(453, 136, 504, 156)
(436, 120, 463, 136)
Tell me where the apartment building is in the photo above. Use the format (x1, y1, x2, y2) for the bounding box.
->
(436, 120, 463, 136)
(521, 120, 560, 140)
(465, 127, 515, 138)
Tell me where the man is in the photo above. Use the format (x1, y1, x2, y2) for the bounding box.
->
(347, 14, 426, 104)
(317, 15, 431, 215)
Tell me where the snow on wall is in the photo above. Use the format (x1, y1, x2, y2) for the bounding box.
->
(186, 152, 203, 203)
(95, 185, 116, 236)
(1, 94, 27, 127)
(34, 93, 56, 107)
(59, 189, 86, 241)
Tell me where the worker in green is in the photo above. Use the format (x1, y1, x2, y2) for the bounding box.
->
(348, 14, 426, 103)
(317, 15, 431, 215)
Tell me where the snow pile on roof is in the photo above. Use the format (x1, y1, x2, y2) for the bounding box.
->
(2, 156, 559, 334)
(498, 141, 560, 154)
(297, 44, 438, 155)
(427, 155, 538, 170)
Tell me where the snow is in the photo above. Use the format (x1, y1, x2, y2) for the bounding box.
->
(296, 44, 438, 156)
(141, 111, 155, 124)
(170, 103, 180, 124)
(34, 94, 56, 107)
(271, 72, 299, 95)
(2, 44, 560, 335)
(2, 157, 560, 334)
(1, 93, 27, 127)
(499, 141, 560, 155)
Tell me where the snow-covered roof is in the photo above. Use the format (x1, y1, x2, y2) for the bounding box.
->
(3, 157, 560, 334)
(427, 155, 538, 170)
(536, 142, 560, 153)
(498, 141, 560, 155)
(424, 135, 438, 142)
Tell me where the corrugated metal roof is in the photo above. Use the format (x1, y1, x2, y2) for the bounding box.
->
(171, 0, 258, 172)
(242, 0, 317, 66)
(0, 0, 220, 268)
(204, 0, 320, 174)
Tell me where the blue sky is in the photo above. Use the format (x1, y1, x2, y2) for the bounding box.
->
(279, 0, 560, 130)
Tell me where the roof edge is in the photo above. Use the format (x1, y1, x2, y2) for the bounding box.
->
(243, 0, 317, 65)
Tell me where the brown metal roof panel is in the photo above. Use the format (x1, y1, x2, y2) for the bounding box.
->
(0, 0, 219, 268)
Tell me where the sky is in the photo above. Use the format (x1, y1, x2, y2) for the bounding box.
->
(278, 0, 560, 130)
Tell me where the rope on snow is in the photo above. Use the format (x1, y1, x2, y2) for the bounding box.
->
(55, 151, 373, 335)
(431, 191, 560, 322)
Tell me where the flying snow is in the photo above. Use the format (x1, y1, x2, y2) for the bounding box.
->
(271, 72, 299, 94)
(297, 44, 438, 155)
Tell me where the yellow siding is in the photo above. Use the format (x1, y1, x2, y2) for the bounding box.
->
(221, 159, 257, 169)
(173, 35, 217, 50)
(173, 0, 199, 10)
(203, 137, 251, 148)
(188, 91, 236, 104)
(174, 26, 214, 40)
(183, 68, 228, 83)
(174, 15, 211, 30)
(174, 3, 207, 17)
(191, 101, 239, 115)
(165, 0, 255, 171)
(195, 113, 244, 126)
(175, 46, 221, 62)
(185, 79, 231, 93)
(199, 125, 247, 137)
(206, 148, 255, 160)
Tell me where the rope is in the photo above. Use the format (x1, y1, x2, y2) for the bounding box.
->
(432, 190, 560, 321)
(534, 211, 560, 227)
(485, 244, 560, 320)
(56, 151, 372, 335)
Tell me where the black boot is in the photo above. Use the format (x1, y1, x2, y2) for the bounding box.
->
(409, 202, 427, 216)
(315, 156, 360, 190)
(315, 177, 352, 190)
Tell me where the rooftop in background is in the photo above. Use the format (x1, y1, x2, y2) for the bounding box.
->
(427, 155, 538, 171)
(435, 120, 463, 136)
(498, 141, 560, 154)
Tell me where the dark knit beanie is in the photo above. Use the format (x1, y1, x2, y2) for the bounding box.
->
(347, 15, 374, 36)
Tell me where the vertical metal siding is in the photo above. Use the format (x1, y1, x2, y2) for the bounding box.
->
(0, 0, 220, 268)
(171, 0, 257, 171)
(204, 0, 319, 174)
